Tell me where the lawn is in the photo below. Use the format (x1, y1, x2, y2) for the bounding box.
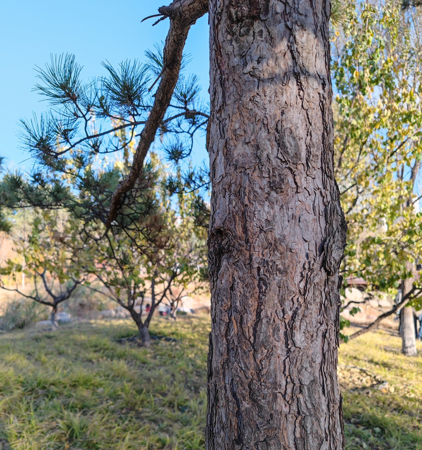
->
(0, 316, 421, 449)
(340, 329, 422, 450)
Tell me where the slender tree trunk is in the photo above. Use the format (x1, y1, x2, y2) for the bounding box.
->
(50, 307, 58, 330)
(206, 0, 347, 449)
(399, 164, 419, 357)
(138, 323, 151, 347)
(400, 307, 416, 356)
(400, 269, 417, 356)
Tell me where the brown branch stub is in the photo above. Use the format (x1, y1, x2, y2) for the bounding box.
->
(107, 0, 208, 226)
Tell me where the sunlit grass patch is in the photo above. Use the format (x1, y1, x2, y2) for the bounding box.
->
(340, 329, 422, 449)
(0, 316, 209, 449)
(0, 316, 421, 449)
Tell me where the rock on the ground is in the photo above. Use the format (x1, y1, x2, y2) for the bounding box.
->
(345, 287, 363, 302)
(99, 308, 130, 319)
(115, 307, 130, 318)
(369, 299, 379, 308)
(378, 298, 392, 308)
(35, 320, 54, 328)
(99, 310, 116, 318)
(56, 312, 72, 323)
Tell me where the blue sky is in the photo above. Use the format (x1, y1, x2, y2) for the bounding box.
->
(0, 0, 210, 172)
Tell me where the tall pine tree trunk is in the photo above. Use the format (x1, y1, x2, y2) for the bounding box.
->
(206, 0, 347, 448)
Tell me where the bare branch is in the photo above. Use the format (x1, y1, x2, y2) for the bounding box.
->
(340, 181, 358, 196)
(0, 283, 53, 308)
(39, 270, 57, 301)
(347, 287, 422, 341)
(341, 299, 367, 311)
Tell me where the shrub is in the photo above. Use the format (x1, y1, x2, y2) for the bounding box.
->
(0, 300, 42, 331)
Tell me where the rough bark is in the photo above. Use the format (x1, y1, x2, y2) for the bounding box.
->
(206, 0, 347, 449)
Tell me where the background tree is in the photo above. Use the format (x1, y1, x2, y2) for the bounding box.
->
(0, 210, 86, 328)
(86, 158, 208, 346)
(0, 159, 11, 234)
(333, 0, 422, 355)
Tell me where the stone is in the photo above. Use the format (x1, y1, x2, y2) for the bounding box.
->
(369, 299, 379, 308)
(115, 307, 130, 318)
(99, 310, 116, 318)
(56, 312, 72, 323)
(378, 298, 392, 308)
(345, 287, 363, 302)
(35, 320, 53, 328)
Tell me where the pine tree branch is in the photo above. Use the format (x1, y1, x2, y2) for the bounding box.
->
(107, 0, 208, 226)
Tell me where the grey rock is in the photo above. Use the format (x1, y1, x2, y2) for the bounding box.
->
(56, 312, 72, 323)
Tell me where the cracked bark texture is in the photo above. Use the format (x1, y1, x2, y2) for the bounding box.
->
(206, 0, 347, 449)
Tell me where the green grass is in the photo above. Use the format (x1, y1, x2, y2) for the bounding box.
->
(0, 317, 208, 450)
(340, 329, 422, 450)
(0, 317, 421, 449)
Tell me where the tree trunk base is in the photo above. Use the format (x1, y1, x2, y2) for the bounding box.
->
(50, 310, 58, 331)
(138, 324, 151, 347)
